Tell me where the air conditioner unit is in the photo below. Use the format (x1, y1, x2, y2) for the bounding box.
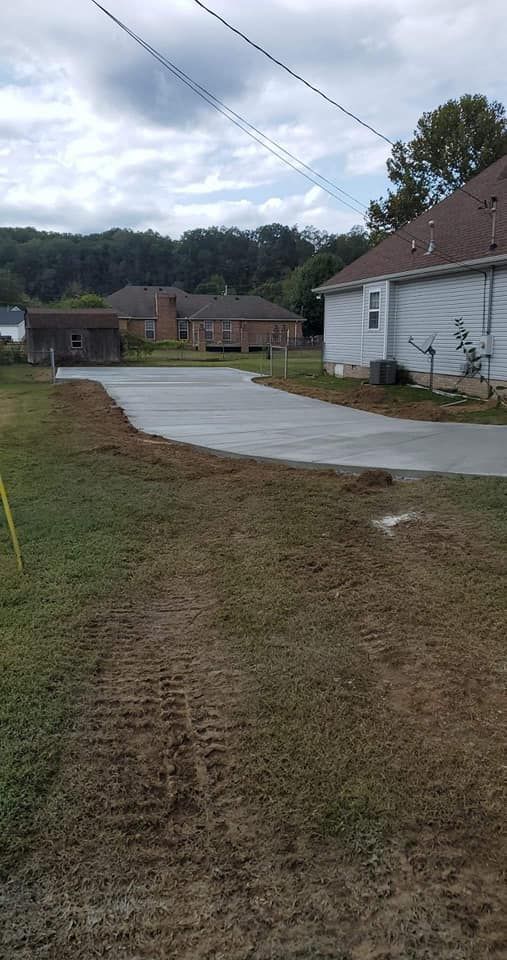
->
(369, 359, 397, 386)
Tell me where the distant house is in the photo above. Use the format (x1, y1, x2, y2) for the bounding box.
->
(315, 155, 507, 395)
(0, 306, 25, 342)
(107, 285, 304, 351)
(26, 309, 121, 365)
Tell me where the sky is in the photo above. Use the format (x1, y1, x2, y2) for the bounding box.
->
(1, 0, 506, 237)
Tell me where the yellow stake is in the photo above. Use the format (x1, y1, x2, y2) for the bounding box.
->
(0, 473, 24, 573)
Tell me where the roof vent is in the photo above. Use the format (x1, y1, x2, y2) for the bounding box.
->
(425, 220, 436, 255)
(411, 240, 416, 254)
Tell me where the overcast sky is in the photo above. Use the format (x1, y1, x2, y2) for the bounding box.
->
(1, 0, 506, 237)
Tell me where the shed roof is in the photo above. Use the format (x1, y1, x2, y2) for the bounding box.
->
(107, 285, 303, 322)
(27, 309, 119, 330)
(318, 154, 507, 290)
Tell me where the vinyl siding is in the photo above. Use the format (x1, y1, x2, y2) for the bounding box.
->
(0, 320, 25, 342)
(323, 288, 363, 364)
(392, 271, 485, 375)
(490, 266, 507, 380)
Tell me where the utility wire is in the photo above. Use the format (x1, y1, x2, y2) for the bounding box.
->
(90, 2, 485, 271)
(191, 1, 487, 210)
(192, 0, 393, 146)
(90, 0, 367, 218)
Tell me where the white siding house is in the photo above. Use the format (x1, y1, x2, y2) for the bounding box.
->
(316, 155, 507, 394)
(0, 307, 25, 342)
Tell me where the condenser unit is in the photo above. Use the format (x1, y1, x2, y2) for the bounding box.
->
(369, 359, 397, 386)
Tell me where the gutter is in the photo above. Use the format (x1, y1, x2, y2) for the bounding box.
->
(313, 251, 507, 294)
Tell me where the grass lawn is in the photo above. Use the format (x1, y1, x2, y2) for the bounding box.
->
(124, 345, 323, 377)
(1, 364, 506, 956)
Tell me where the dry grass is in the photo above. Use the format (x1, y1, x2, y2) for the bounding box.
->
(1, 375, 506, 959)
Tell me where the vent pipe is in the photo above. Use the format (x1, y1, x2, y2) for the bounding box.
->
(489, 197, 498, 250)
(411, 239, 416, 254)
(425, 220, 435, 255)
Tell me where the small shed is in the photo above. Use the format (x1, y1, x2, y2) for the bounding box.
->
(26, 309, 121, 365)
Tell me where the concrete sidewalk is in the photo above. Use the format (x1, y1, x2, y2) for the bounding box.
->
(56, 366, 507, 477)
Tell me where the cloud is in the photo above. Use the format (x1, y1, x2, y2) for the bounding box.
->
(0, 0, 506, 236)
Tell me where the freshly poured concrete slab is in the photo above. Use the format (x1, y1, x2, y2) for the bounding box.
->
(56, 366, 507, 477)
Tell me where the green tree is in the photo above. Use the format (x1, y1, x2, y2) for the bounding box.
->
(0, 269, 24, 305)
(194, 273, 226, 295)
(283, 252, 343, 337)
(250, 279, 285, 304)
(367, 94, 507, 241)
(69, 292, 106, 308)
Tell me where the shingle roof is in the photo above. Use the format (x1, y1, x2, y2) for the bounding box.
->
(319, 154, 507, 290)
(27, 309, 119, 329)
(107, 285, 303, 322)
(0, 308, 25, 326)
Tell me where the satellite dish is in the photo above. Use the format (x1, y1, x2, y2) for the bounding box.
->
(408, 332, 438, 392)
(421, 332, 437, 353)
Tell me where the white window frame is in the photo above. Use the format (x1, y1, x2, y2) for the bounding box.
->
(70, 332, 83, 349)
(177, 319, 189, 340)
(222, 319, 232, 343)
(204, 319, 213, 342)
(368, 289, 381, 330)
(145, 318, 155, 340)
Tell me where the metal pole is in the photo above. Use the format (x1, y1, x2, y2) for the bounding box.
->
(269, 343, 273, 377)
(284, 346, 288, 379)
(429, 348, 435, 393)
(49, 347, 56, 383)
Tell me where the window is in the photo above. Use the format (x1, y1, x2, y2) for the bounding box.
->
(222, 319, 231, 343)
(145, 318, 155, 340)
(177, 319, 189, 340)
(204, 319, 213, 342)
(71, 333, 83, 349)
(368, 290, 380, 330)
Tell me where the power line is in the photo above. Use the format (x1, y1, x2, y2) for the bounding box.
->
(191, 1, 488, 211)
(90, 2, 487, 272)
(90, 0, 367, 218)
(192, 0, 394, 146)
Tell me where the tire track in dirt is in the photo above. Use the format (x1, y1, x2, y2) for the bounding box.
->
(3, 584, 505, 960)
(0, 588, 261, 959)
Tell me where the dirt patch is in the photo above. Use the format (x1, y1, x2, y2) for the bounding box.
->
(342, 468, 394, 494)
(261, 377, 494, 422)
(2, 380, 506, 959)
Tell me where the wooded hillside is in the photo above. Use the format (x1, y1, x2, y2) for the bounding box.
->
(0, 224, 368, 301)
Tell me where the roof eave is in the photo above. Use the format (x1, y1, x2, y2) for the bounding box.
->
(313, 251, 507, 294)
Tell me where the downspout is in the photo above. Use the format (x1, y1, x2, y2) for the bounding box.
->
(486, 266, 495, 388)
(383, 281, 390, 360)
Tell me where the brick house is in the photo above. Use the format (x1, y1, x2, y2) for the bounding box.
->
(107, 285, 304, 351)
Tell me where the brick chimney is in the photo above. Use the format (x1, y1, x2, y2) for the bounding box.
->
(155, 291, 177, 341)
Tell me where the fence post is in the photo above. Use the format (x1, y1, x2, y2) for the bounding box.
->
(49, 347, 56, 383)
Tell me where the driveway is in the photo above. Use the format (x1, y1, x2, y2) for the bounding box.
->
(56, 366, 507, 477)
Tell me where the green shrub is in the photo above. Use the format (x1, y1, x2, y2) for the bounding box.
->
(0, 342, 27, 364)
(153, 339, 190, 351)
(121, 332, 155, 360)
